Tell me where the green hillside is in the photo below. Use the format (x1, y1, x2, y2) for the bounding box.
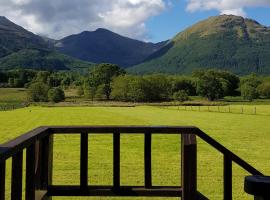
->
(129, 15, 270, 75)
(0, 16, 47, 58)
(0, 48, 93, 71)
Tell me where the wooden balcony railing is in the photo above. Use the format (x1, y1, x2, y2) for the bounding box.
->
(0, 126, 263, 200)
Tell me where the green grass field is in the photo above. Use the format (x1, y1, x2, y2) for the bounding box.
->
(0, 88, 27, 106)
(1, 106, 270, 199)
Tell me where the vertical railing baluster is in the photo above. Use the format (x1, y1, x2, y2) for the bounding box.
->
(26, 143, 36, 200)
(181, 134, 197, 200)
(113, 132, 120, 189)
(41, 134, 53, 190)
(144, 132, 152, 188)
(80, 132, 88, 189)
(35, 134, 53, 200)
(224, 155, 232, 200)
(0, 161, 5, 200)
(11, 151, 23, 200)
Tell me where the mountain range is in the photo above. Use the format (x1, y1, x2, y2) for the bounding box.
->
(0, 15, 270, 75)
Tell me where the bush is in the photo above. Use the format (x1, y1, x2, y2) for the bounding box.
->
(240, 83, 259, 101)
(77, 86, 84, 96)
(48, 88, 65, 103)
(173, 90, 189, 102)
(27, 82, 49, 102)
(240, 74, 261, 101)
(257, 82, 270, 98)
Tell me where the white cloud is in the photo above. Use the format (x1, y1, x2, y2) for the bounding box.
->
(186, 0, 270, 17)
(0, 0, 168, 40)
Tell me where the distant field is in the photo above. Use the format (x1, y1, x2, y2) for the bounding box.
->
(0, 106, 270, 199)
(0, 88, 27, 104)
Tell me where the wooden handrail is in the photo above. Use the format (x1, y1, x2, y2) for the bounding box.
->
(0, 126, 264, 200)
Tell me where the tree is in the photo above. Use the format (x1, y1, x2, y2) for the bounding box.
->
(145, 74, 171, 101)
(193, 69, 240, 96)
(240, 74, 261, 101)
(27, 82, 49, 102)
(173, 90, 189, 102)
(258, 82, 270, 98)
(86, 63, 125, 100)
(171, 77, 196, 96)
(48, 88, 65, 103)
(196, 71, 224, 101)
(240, 83, 259, 101)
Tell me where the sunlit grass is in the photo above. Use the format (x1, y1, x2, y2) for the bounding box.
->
(0, 106, 270, 199)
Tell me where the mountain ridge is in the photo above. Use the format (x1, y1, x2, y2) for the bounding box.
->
(55, 28, 167, 67)
(129, 15, 270, 75)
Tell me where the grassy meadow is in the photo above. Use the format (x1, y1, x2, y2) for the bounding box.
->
(0, 106, 270, 199)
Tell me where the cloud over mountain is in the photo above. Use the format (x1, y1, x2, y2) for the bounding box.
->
(186, 0, 270, 17)
(0, 0, 167, 39)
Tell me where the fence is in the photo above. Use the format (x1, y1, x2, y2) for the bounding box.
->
(0, 126, 263, 200)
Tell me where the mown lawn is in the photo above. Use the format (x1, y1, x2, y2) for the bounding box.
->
(0, 106, 270, 199)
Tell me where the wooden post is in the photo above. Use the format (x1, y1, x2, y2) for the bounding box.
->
(144, 133, 152, 188)
(80, 132, 88, 189)
(254, 107, 256, 115)
(181, 134, 197, 200)
(224, 155, 232, 200)
(36, 134, 53, 200)
(113, 132, 120, 189)
(0, 161, 5, 200)
(11, 151, 23, 200)
(26, 143, 36, 200)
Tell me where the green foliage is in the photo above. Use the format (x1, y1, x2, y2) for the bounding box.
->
(111, 74, 171, 102)
(77, 86, 84, 97)
(171, 77, 196, 96)
(48, 87, 65, 103)
(173, 90, 189, 102)
(27, 82, 49, 102)
(196, 71, 224, 101)
(0, 49, 93, 71)
(257, 82, 270, 98)
(240, 74, 261, 101)
(84, 63, 125, 100)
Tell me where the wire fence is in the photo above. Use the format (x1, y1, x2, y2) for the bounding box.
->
(162, 105, 270, 116)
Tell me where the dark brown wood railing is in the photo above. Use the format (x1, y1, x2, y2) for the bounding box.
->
(0, 126, 263, 200)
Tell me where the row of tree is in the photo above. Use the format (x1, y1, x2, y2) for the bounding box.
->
(1, 64, 270, 102)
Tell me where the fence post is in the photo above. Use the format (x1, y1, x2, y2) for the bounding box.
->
(224, 155, 232, 200)
(0, 161, 5, 200)
(36, 133, 53, 200)
(181, 134, 197, 200)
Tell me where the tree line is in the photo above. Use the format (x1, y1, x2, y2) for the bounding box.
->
(1, 64, 270, 103)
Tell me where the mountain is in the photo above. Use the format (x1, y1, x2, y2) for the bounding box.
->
(0, 48, 93, 71)
(129, 15, 270, 75)
(0, 17, 92, 71)
(0, 16, 47, 57)
(55, 28, 167, 67)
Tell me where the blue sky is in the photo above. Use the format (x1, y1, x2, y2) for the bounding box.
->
(147, 1, 270, 42)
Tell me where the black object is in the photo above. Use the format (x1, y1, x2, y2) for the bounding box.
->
(245, 175, 270, 199)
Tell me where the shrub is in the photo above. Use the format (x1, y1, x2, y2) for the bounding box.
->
(173, 90, 189, 102)
(77, 86, 84, 96)
(257, 82, 270, 98)
(27, 82, 49, 102)
(240, 74, 261, 101)
(48, 88, 65, 103)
